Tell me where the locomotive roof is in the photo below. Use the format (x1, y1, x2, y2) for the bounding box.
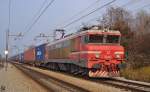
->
(47, 29, 121, 46)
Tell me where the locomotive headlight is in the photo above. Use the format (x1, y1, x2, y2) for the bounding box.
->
(95, 53, 100, 58)
(115, 52, 124, 54)
(115, 52, 124, 59)
(95, 54, 100, 58)
(115, 54, 121, 58)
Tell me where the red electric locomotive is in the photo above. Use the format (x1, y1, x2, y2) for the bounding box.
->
(46, 26, 125, 78)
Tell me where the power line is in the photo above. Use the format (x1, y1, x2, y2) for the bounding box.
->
(35, 0, 101, 42)
(61, 0, 117, 29)
(64, 0, 138, 32)
(23, 0, 55, 37)
(19, 0, 48, 48)
(23, 0, 47, 35)
(58, 0, 101, 28)
(68, 0, 142, 30)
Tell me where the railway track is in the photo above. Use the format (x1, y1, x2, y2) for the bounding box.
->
(111, 78, 150, 92)
(90, 78, 150, 92)
(12, 62, 150, 92)
(48, 65, 150, 92)
(12, 63, 89, 92)
(40, 66, 150, 92)
(62, 72, 150, 92)
(40, 67, 150, 92)
(66, 71, 150, 92)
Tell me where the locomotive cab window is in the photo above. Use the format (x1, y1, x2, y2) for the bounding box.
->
(106, 35, 120, 43)
(83, 34, 120, 44)
(83, 35, 89, 43)
(88, 35, 103, 43)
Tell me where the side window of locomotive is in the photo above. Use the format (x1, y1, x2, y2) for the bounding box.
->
(63, 40, 70, 47)
(70, 38, 76, 51)
(84, 35, 89, 43)
(81, 35, 88, 44)
(89, 35, 103, 43)
(106, 35, 119, 43)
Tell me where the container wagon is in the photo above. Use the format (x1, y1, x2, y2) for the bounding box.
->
(23, 47, 35, 65)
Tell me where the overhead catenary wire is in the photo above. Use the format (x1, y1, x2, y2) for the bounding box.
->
(61, 0, 117, 29)
(69, 0, 142, 28)
(35, 0, 101, 42)
(23, 0, 55, 37)
(70, 0, 143, 30)
(23, 0, 48, 35)
(63, 0, 141, 33)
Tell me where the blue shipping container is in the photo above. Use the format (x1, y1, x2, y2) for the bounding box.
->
(35, 44, 46, 61)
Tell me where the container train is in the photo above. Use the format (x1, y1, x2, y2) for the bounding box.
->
(11, 26, 126, 78)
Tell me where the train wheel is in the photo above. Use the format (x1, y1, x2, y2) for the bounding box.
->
(54, 63, 59, 71)
(65, 63, 71, 72)
(58, 63, 67, 71)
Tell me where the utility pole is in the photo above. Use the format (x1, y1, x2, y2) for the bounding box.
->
(4, 0, 10, 71)
(5, 30, 9, 70)
(0, 54, 1, 64)
(5, 30, 22, 70)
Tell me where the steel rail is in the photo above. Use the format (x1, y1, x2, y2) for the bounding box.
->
(91, 78, 150, 92)
(12, 62, 89, 92)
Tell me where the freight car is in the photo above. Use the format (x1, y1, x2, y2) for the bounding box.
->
(10, 55, 18, 62)
(22, 44, 47, 65)
(23, 47, 35, 64)
(34, 43, 48, 66)
(10, 53, 23, 63)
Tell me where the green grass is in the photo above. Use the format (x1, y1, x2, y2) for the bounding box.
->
(121, 66, 150, 82)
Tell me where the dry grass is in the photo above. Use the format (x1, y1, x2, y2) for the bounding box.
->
(121, 66, 150, 82)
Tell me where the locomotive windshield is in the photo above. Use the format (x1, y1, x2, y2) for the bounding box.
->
(89, 35, 103, 43)
(84, 34, 120, 44)
(106, 35, 120, 43)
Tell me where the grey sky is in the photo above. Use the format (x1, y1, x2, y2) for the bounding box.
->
(0, 0, 150, 57)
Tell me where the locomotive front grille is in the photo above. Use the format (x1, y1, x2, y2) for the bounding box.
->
(106, 60, 110, 62)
